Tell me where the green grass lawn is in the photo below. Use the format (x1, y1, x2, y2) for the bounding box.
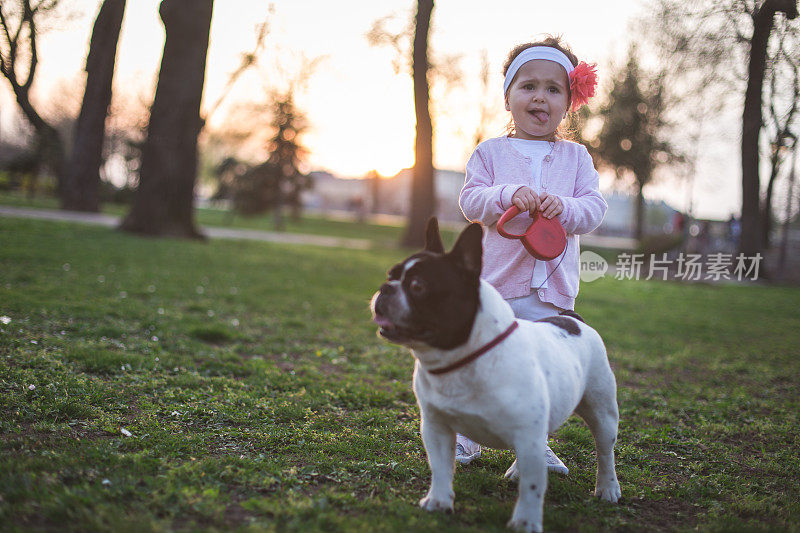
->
(1, 216, 799, 532)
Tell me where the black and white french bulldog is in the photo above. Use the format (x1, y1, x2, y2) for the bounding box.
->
(370, 218, 621, 533)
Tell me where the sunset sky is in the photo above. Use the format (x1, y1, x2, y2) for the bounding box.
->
(1, 0, 747, 220)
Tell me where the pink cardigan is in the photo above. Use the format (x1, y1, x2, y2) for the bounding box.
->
(459, 136, 607, 310)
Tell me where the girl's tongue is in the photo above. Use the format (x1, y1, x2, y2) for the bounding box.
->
(530, 110, 549, 123)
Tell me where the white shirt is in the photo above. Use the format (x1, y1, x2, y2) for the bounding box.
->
(508, 138, 554, 289)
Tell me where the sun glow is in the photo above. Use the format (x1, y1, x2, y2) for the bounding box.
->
(300, 82, 416, 179)
(307, 145, 413, 179)
(370, 144, 415, 178)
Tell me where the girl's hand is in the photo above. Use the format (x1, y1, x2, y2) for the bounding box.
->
(538, 193, 563, 219)
(511, 186, 540, 216)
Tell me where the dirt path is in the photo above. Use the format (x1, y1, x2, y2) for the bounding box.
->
(0, 206, 371, 250)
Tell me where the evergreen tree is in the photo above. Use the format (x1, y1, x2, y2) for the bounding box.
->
(232, 92, 311, 230)
(594, 46, 677, 241)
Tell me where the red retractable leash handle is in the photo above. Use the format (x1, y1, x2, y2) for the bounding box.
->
(497, 205, 567, 261)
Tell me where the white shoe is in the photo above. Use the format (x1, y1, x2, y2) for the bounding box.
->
(545, 445, 569, 475)
(455, 434, 481, 464)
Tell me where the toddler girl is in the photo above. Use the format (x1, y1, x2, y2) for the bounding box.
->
(457, 37, 607, 473)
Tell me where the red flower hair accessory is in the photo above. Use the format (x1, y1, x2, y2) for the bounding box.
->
(568, 61, 598, 112)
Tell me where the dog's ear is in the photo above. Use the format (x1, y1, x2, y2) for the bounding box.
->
(448, 223, 483, 276)
(424, 217, 445, 254)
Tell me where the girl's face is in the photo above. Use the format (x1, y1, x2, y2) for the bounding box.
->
(505, 59, 570, 141)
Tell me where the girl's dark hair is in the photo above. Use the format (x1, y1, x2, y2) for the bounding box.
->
(502, 35, 581, 140)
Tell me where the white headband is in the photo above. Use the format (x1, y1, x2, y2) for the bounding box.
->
(503, 46, 575, 95)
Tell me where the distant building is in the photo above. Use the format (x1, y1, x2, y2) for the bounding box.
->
(364, 168, 466, 223)
(303, 169, 682, 238)
(601, 191, 680, 237)
(303, 171, 363, 211)
(303, 168, 465, 222)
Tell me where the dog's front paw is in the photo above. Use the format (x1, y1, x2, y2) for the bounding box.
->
(595, 479, 621, 503)
(419, 491, 454, 513)
(507, 516, 542, 533)
(504, 459, 519, 481)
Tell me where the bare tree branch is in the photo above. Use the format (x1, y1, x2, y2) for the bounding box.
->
(0, 0, 67, 195)
(366, 12, 413, 75)
(0, 7, 14, 53)
(205, 6, 272, 122)
(25, 3, 38, 92)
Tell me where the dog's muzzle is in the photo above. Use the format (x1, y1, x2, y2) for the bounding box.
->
(371, 286, 423, 344)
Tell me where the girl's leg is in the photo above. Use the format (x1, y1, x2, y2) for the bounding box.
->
(455, 433, 482, 464)
(545, 445, 569, 474)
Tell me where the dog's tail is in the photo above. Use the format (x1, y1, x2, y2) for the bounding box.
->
(559, 310, 586, 323)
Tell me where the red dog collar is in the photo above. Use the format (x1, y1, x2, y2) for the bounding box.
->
(428, 321, 519, 375)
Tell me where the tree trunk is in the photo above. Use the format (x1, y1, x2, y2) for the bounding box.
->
(36, 121, 66, 195)
(635, 181, 646, 242)
(778, 142, 797, 276)
(62, 0, 126, 212)
(402, 0, 435, 248)
(6, 75, 66, 197)
(273, 183, 285, 231)
(368, 170, 380, 214)
(740, 0, 798, 260)
(761, 148, 783, 247)
(120, 0, 213, 239)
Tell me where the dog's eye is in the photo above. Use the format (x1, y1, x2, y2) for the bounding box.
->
(409, 278, 426, 295)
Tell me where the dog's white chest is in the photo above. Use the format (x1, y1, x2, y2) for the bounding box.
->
(412, 347, 550, 451)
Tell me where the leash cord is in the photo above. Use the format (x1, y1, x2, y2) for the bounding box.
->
(534, 238, 569, 291)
